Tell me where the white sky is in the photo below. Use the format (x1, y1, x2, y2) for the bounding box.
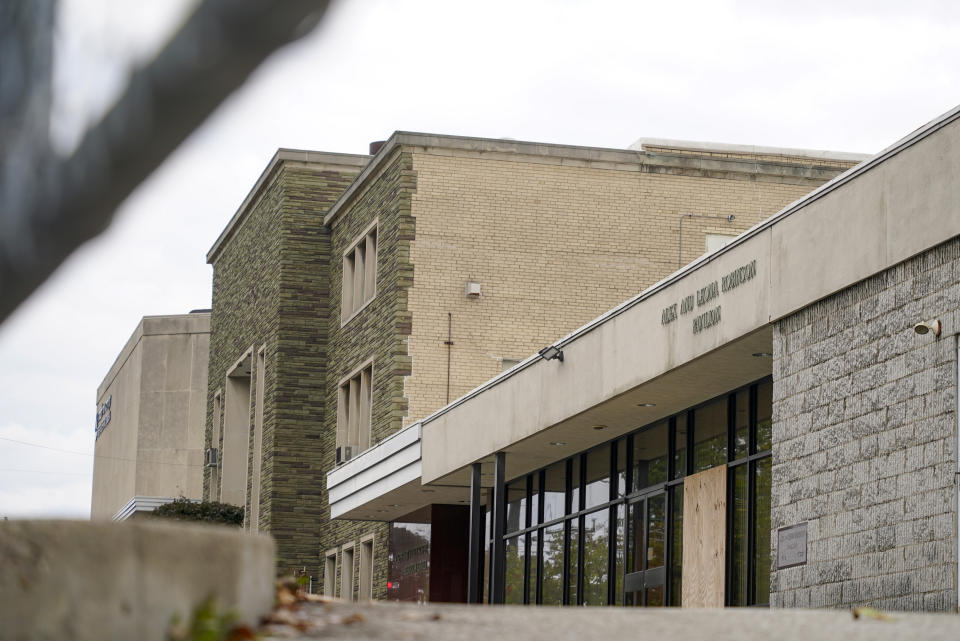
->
(1, 0, 958, 519)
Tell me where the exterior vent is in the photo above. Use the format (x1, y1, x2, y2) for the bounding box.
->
(204, 448, 218, 467)
(336, 446, 355, 465)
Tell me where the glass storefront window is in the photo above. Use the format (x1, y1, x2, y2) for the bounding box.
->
(734, 389, 749, 460)
(581, 509, 609, 605)
(584, 446, 611, 509)
(528, 531, 538, 604)
(570, 457, 581, 513)
(504, 535, 525, 604)
(615, 504, 625, 605)
(568, 519, 579, 605)
(541, 523, 564, 605)
(530, 473, 540, 527)
(673, 414, 688, 479)
(669, 485, 683, 606)
(543, 462, 565, 522)
(388, 522, 431, 603)
(728, 464, 749, 606)
(633, 421, 668, 491)
(506, 478, 527, 534)
(486, 378, 772, 609)
(615, 440, 627, 498)
(753, 458, 771, 604)
(694, 399, 727, 471)
(756, 379, 772, 452)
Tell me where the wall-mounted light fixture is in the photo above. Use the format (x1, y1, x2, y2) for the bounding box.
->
(465, 281, 482, 299)
(538, 345, 564, 362)
(913, 319, 941, 337)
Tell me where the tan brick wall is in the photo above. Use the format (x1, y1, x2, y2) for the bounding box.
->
(403, 151, 832, 425)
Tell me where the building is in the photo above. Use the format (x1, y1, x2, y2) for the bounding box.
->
(202, 133, 861, 599)
(329, 105, 960, 611)
(92, 312, 210, 520)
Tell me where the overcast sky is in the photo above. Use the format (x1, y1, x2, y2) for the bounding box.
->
(1, 0, 958, 519)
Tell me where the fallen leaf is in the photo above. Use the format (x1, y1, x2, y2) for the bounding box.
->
(852, 607, 895, 621)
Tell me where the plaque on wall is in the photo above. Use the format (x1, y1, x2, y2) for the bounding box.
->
(777, 522, 808, 569)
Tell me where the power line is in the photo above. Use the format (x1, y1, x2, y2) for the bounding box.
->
(0, 467, 90, 477)
(0, 435, 92, 456)
(0, 435, 202, 467)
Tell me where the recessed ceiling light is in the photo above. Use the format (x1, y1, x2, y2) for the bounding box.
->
(752, 352, 773, 358)
(637, 402, 656, 407)
(591, 425, 607, 431)
(389, 504, 401, 507)
(550, 441, 566, 446)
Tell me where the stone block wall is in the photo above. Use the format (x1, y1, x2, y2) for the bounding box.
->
(320, 149, 417, 600)
(771, 236, 960, 610)
(206, 159, 363, 582)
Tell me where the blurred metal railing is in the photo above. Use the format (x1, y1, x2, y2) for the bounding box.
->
(0, 0, 332, 323)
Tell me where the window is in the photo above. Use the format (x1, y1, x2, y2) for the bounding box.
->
(341, 221, 378, 323)
(359, 536, 374, 600)
(487, 378, 772, 607)
(324, 549, 338, 597)
(337, 361, 373, 460)
(341, 544, 355, 601)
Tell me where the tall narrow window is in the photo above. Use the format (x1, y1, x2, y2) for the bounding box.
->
(324, 550, 338, 597)
(249, 346, 266, 532)
(221, 353, 252, 508)
(337, 362, 373, 461)
(210, 389, 222, 499)
(341, 544, 356, 601)
(359, 537, 374, 600)
(341, 222, 378, 323)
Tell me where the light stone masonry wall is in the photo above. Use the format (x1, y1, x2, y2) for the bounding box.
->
(771, 236, 960, 611)
(405, 151, 826, 425)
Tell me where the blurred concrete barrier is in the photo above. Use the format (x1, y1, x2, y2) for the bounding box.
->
(0, 519, 274, 641)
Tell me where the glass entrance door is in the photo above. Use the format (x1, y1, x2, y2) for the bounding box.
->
(625, 491, 666, 606)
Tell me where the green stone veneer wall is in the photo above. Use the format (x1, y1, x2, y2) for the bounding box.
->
(319, 149, 417, 600)
(206, 160, 363, 583)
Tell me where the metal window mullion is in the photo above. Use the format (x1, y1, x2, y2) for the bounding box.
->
(665, 485, 673, 606)
(747, 458, 756, 606)
(467, 463, 483, 604)
(562, 458, 572, 605)
(523, 474, 532, 604)
(537, 469, 545, 605)
(607, 442, 617, 605)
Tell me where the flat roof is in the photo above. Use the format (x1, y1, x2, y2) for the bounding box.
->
(631, 137, 872, 163)
(206, 149, 370, 264)
(97, 312, 210, 401)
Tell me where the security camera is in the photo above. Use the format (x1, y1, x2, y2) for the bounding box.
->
(913, 320, 941, 336)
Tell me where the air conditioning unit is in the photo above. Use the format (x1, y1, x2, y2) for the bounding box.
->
(336, 445, 355, 465)
(204, 448, 218, 467)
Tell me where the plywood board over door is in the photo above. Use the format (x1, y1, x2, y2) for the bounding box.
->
(682, 465, 726, 607)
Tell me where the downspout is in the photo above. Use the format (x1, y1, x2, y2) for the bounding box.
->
(445, 312, 454, 404)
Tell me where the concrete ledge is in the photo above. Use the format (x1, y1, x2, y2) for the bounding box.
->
(0, 520, 275, 641)
(262, 600, 960, 640)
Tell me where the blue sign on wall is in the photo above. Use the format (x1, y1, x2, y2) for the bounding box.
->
(95, 395, 112, 439)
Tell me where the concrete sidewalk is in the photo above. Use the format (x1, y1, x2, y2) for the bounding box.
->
(260, 600, 960, 640)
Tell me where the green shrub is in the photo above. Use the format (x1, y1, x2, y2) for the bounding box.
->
(152, 498, 244, 526)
